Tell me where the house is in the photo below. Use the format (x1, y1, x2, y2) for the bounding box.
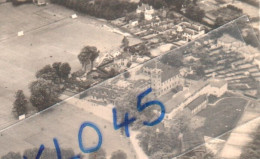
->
(136, 3, 155, 21)
(217, 34, 244, 52)
(181, 22, 205, 41)
(209, 78, 228, 97)
(142, 61, 184, 96)
(165, 78, 227, 118)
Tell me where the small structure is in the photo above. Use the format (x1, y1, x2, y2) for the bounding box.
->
(19, 114, 26, 120)
(17, 31, 24, 37)
(71, 14, 78, 19)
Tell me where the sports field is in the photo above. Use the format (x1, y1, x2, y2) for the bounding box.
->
(0, 100, 137, 158)
(0, 3, 128, 128)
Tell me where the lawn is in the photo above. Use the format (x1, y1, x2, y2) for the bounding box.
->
(0, 3, 127, 129)
(0, 99, 137, 158)
(197, 97, 248, 138)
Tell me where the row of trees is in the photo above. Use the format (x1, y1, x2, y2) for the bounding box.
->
(185, 4, 205, 23)
(88, 148, 127, 159)
(140, 0, 197, 11)
(137, 111, 192, 157)
(50, 0, 137, 20)
(1, 148, 75, 159)
(12, 44, 104, 117)
(1, 148, 127, 159)
(30, 62, 71, 111)
(12, 62, 72, 117)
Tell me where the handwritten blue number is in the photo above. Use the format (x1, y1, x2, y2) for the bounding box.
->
(137, 88, 165, 126)
(78, 122, 102, 153)
(113, 108, 136, 137)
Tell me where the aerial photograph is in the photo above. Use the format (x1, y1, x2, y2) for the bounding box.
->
(0, 0, 259, 158)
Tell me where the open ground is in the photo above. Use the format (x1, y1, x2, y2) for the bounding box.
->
(0, 100, 137, 158)
(0, 3, 139, 128)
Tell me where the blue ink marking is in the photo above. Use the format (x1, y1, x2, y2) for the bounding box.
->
(36, 144, 45, 159)
(78, 122, 102, 153)
(137, 88, 165, 126)
(24, 144, 45, 159)
(70, 154, 81, 159)
(53, 138, 61, 159)
(112, 108, 136, 137)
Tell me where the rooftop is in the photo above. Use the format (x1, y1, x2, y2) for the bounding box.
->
(210, 79, 227, 88)
(164, 80, 209, 113)
(186, 94, 207, 111)
(144, 61, 180, 82)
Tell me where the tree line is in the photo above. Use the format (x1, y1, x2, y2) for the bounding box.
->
(1, 148, 128, 159)
(50, 0, 138, 20)
(13, 42, 123, 118)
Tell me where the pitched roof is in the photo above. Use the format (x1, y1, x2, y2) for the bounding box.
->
(186, 94, 207, 111)
(164, 80, 209, 113)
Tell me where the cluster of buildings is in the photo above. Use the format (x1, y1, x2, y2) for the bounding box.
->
(111, 3, 207, 57)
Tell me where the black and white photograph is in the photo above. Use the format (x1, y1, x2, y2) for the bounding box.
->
(0, 0, 259, 158)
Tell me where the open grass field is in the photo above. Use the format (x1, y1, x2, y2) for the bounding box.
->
(0, 3, 129, 128)
(197, 97, 248, 137)
(0, 99, 137, 158)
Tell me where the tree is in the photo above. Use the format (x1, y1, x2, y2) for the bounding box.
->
(23, 147, 75, 159)
(37, 62, 71, 85)
(52, 62, 62, 81)
(110, 150, 127, 159)
(161, 53, 183, 68)
(185, 5, 205, 22)
(12, 90, 27, 118)
(195, 66, 205, 77)
(89, 148, 106, 159)
(36, 65, 58, 82)
(60, 63, 71, 80)
(124, 71, 131, 78)
(126, 61, 132, 68)
(29, 79, 59, 111)
(78, 46, 100, 72)
(125, 13, 138, 23)
(121, 36, 129, 48)
(215, 17, 225, 28)
(108, 68, 119, 78)
(1, 152, 22, 159)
